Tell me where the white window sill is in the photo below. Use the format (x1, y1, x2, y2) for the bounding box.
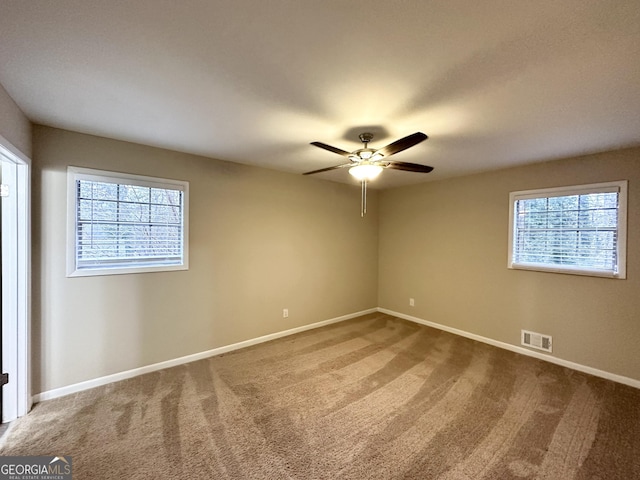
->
(508, 262, 624, 279)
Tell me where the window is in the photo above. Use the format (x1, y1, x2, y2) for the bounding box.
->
(508, 181, 627, 278)
(67, 167, 189, 277)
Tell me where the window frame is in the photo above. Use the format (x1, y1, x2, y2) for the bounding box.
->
(66, 166, 189, 277)
(508, 180, 627, 279)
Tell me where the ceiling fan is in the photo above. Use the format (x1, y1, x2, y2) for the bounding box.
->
(304, 131, 433, 216)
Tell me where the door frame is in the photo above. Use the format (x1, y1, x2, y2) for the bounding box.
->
(1, 134, 30, 422)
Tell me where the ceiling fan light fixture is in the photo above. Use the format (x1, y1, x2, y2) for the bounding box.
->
(349, 163, 383, 181)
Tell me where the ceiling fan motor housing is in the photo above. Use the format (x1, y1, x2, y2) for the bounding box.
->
(350, 148, 380, 162)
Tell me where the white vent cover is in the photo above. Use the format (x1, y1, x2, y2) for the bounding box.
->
(521, 330, 552, 352)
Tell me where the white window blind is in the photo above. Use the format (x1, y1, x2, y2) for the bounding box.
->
(67, 167, 189, 277)
(508, 181, 627, 278)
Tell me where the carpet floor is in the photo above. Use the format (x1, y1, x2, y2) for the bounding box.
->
(1, 313, 639, 479)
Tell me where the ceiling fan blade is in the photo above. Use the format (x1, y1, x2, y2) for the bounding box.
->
(385, 161, 434, 173)
(303, 163, 352, 175)
(311, 142, 352, 157)
(376, 132, 428, 157)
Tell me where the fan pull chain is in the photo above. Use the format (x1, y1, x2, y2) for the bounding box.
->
(361, 180, 367, 217)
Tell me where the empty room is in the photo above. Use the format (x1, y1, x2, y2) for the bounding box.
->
(0, 1, 639, 479)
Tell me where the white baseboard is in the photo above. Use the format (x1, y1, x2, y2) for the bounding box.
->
(379, 308, 640, 390)
(33, 306, 639, 403)
(33, 308, 378, 403)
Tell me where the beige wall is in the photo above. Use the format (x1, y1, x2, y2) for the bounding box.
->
(32, 124, 640, 393)
(379, 148, 640, 381)
(0, 83, 32, 157)
(33, 126, 379, 393)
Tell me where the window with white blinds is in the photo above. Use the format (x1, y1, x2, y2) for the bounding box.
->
(67, 167, 189, 277)
(508, 181, 627, 278)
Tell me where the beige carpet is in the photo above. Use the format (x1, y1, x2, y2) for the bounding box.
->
(2, 313, 639, 479)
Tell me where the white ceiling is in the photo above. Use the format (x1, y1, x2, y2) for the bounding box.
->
(1, 1, 639, 188)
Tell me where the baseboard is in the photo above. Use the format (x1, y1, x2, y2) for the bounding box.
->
(33, 306, 639, 403)
(379, 308, 640, 390)
(33, 308, 378, 403)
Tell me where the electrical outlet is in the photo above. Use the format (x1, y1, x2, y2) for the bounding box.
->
(283, 308, 289, 318)
(409, 298, 415, 307)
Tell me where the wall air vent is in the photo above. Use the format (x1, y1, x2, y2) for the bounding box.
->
(521, 330, 552, 353)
